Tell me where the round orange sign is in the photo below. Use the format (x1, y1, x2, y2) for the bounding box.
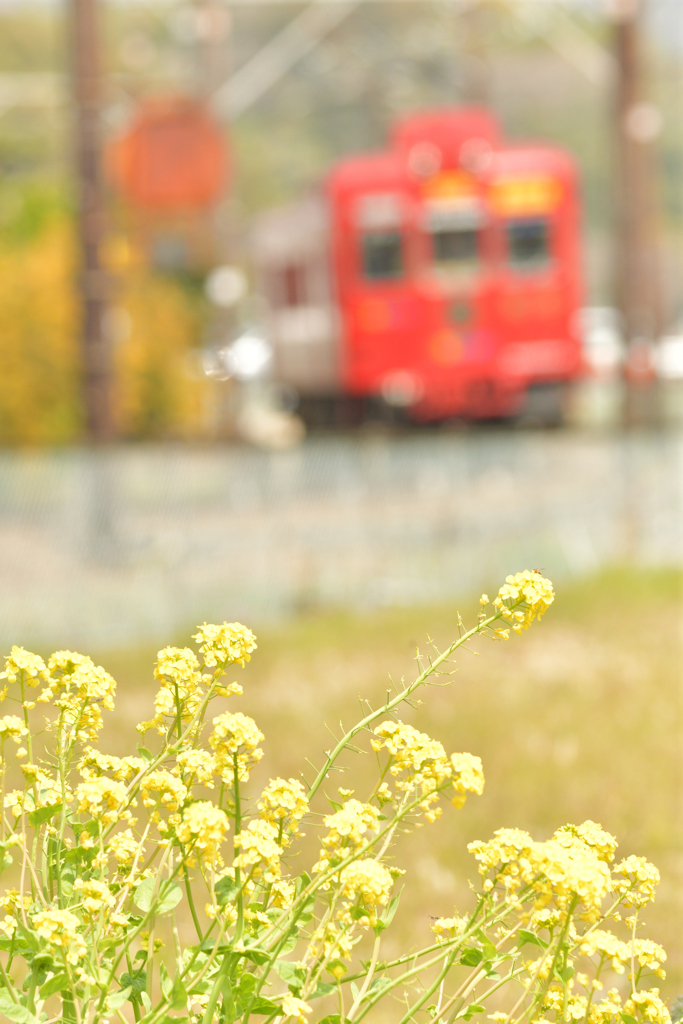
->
(108, 96, 228, 211)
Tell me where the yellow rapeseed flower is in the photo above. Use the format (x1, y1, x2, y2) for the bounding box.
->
(0, 647, 47, 685)
(108, 828, 140, 866)
(76, 776, 128, 827)
(613, 855, 660, 908)
(314, 800, 379, 874)
(0, 716, 28, 744)
(624, 989, 671, 1024)
(234, 819, 282, 882)
(32, 908, 86, 965)
(141, 771, 188, 823)
(209, 711, 264, 782)
(193, 622, 257, 668)
(176, 800, 229, 865)
(340, 859, 393, 909)
(281, 993, 312, 1024)
(176, 748, 217, 788)
(493, 570, 554, 632)
(450, 752, 485, 808)
(258, 777, 309, 841)
(73, 878, 115, 918)
(39, 651, 117, 739)
(580, 929, 631, 973)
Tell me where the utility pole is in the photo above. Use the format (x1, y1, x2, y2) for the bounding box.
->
(70, 0, 113, 441)
(611, 0, 663, 421)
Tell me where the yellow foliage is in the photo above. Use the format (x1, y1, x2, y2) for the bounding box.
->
(0, 218, 211, 444)
(0, 221, 80, 444)
(113, 265, 207, 440)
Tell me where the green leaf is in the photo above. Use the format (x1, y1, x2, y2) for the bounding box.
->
(462, 1003, 486, 1020)
(28, 804, 63, 828)
(215, 875, 239, 907)
(296, 895, 316, 927)
(274, 961, 306, 992)
(160, 962, 173, 1001)
(310, 982, 337, 1000)
(16, 922, 40, 952)
(120, 969, 147, 1002)
(241, 949, 269, 966)
(0, 990, 37, 1024)
(476, 931, 497, 962)
(235, 971, 259, 1013)
(621, 1015, 639, 1024)
(250, 998, 280, 1014)
(553, 962, 574, 984)
(460, 948, 484, 967)
(326, 959, 347, 978)
(134, 877, 183, 916)
(279, 930, 299, 955)
(218, 959, 237, 1022)
(294, 872, 312, 897)
(517, 929, 548, 949)
(170, 973, 188, 1011)
(106, 987, 132, 1011)
(38, 972, 70, 998)
(0, 839, 14, 874)
(137, 745, 153, 762)
(375, 889, 402, 934)
(140, 1014, 188, 1024)
(199, 939, 233, 954)
(318, 1016, 343, 1024)
(367, 977, 392, 999)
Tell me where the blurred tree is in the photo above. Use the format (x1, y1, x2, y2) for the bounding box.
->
(0, 210, 211, 445)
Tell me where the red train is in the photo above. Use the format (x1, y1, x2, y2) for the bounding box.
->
(252, 107, 584, 424)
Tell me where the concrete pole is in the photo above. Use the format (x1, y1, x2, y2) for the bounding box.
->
(612, 2, 663, 338)
(70, 0, 114, 441)
(611, 0, 664, 423)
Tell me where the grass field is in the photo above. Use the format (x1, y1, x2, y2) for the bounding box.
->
(97, 566, 683, 1003)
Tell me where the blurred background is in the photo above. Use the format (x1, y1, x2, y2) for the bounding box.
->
(0, 0, 681, 999)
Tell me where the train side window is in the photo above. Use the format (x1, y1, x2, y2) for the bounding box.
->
(361, 231, 404, 281)
(506, 218, 552, 269)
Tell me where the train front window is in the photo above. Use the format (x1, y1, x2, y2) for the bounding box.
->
(361, 231, 403, 281)
(431, 226, 479, 269)
(506, 218, 552, 269)
(426, 207, 481, 273)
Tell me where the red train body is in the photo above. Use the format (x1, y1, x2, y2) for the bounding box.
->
(252, 107, 584, 423)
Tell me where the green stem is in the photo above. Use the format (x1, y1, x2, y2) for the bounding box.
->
(347, 933, 382, 1021)
(233, 755, 244, 943)
(184, 860, 204, 941)
(0, 954, 18, 1001)
(395, 949, 457, 1024)
(306, 611, 504, 802)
